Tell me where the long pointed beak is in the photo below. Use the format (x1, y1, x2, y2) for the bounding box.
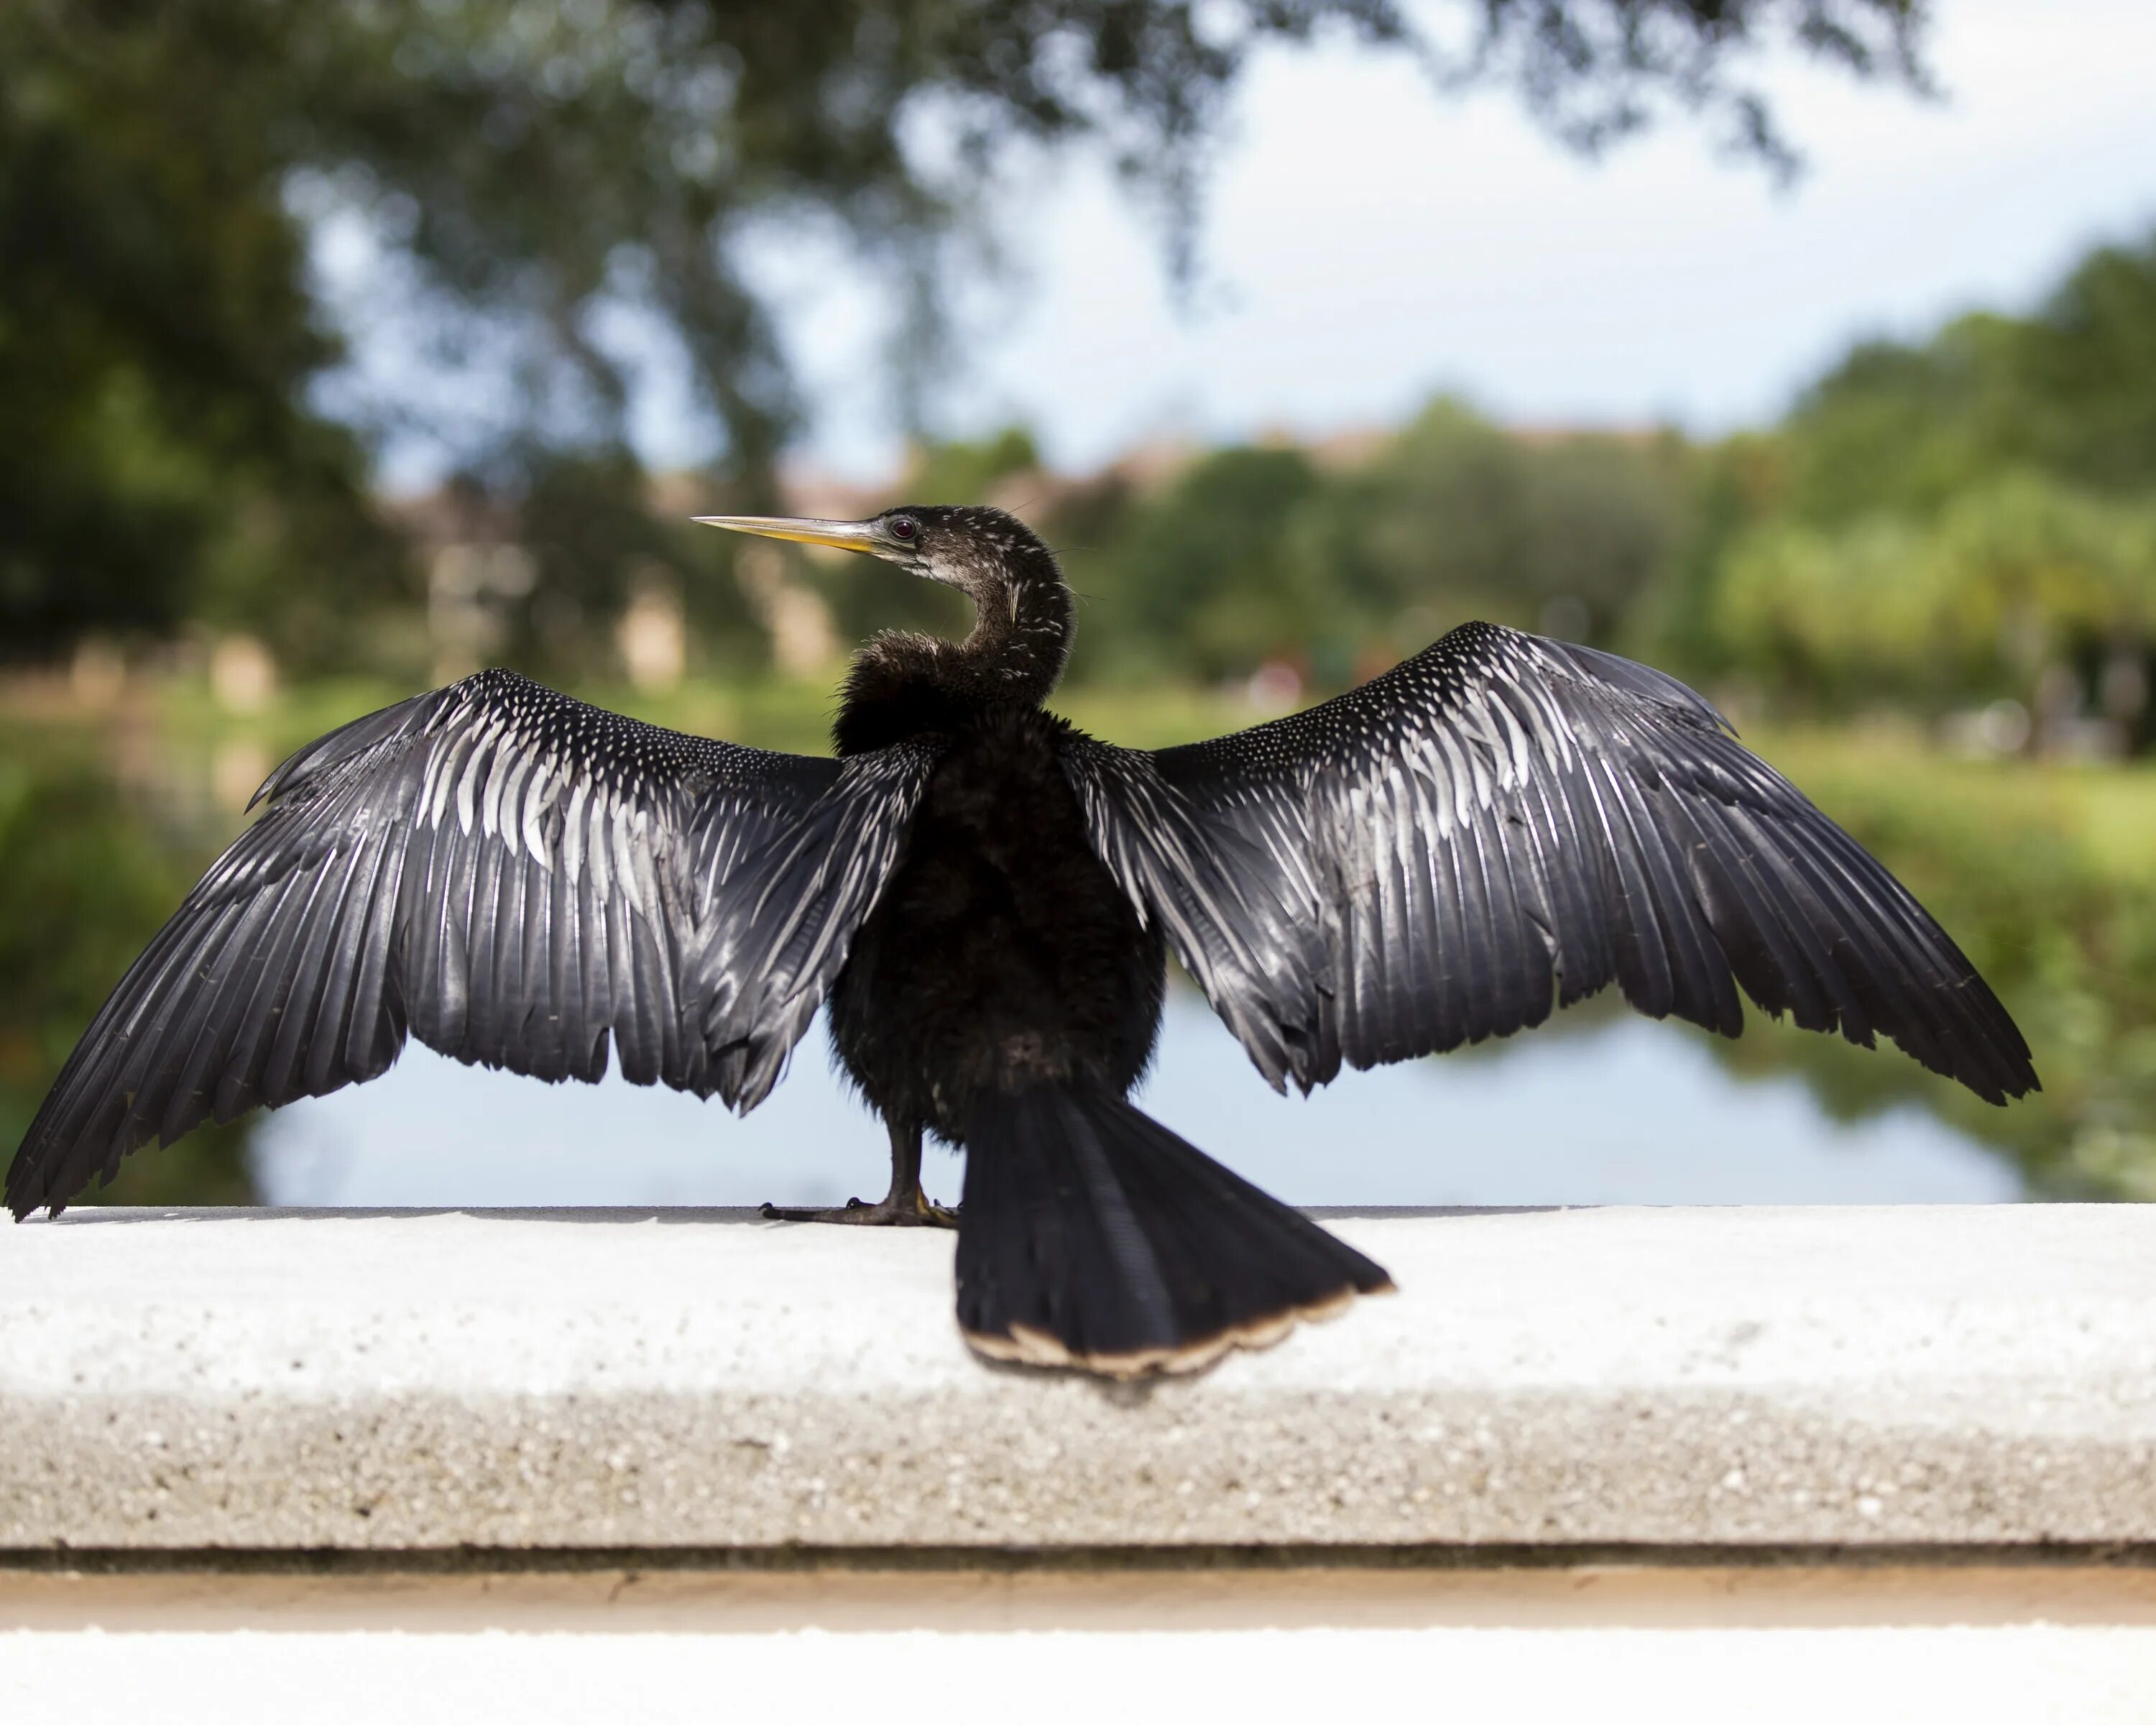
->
(692, 514, 884, 556)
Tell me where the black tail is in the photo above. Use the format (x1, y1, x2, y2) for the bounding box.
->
(955, 1087, 1393, 1376)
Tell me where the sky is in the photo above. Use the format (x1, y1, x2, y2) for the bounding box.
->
(742, 0, 2156, 483)
(345, 2, 2156, 492)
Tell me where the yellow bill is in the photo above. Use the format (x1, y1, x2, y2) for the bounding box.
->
(692, 515, 883, 555)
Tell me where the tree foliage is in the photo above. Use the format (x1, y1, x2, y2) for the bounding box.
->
(1712, 476, 2156, 702)
(0, 5, 403, 661)
(1677, 228, 2156, 736)
(2, 0, 1930, 661)
(1044, 400, 1689, 687)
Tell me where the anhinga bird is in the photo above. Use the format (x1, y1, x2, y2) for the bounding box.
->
(8, 506, 2037, 1375)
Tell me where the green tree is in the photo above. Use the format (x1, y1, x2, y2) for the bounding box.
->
(3, 0, 1934, 664)
(510, 446, 760, 677)
(1290, 399, 1687, 661)
(2016, 232, 2156, 491)
(1777, 316, 2029, 524)
(1057, 400, 1690, 687)
(1667, 226, 2156, 732)
(1764, 226, 2156, 525)
(1089, 444, 1327, 682)
(1710, 474, 2156, 714)
(0, 6, 403, 662)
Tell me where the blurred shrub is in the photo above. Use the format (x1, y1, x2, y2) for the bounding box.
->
(0, 748, 253, 1206)
(1710, 476, 2156, 705)
(1056, 402, 1687, 689)
(1089, 445, 1328, 684)
(1353, 402, 1687, 646)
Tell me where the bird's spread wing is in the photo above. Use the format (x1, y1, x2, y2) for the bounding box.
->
(1064, 622, 2037, 1105)
(9, 670, 937, 1217)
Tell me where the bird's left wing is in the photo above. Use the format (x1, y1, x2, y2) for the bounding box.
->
(8, 670, 937, 1218)
(1062, 622, 2036, 1105)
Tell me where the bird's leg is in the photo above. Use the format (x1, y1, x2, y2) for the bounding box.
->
(761, 1119, 958, 1228)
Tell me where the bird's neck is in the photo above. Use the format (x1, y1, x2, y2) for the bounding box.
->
(955, 564, 1074, 697)
(832, 571, 1072, 757)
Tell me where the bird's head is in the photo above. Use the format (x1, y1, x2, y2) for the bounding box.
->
(695, 504, 1059, 607)
(698, 503, 1072, 732)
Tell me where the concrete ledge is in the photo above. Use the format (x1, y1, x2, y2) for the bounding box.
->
(3, 1206, 2153, 1558)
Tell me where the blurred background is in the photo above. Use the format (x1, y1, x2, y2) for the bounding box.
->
(4, 0, 2152, 1212)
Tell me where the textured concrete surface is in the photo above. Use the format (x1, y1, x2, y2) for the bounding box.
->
(2, 1205, 2153, 1554)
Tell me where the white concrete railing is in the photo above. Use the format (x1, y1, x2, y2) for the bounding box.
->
(3, 1205, 2152, 1560)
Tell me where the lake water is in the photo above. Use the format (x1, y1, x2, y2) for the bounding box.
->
(254, 989, 2022, 1208)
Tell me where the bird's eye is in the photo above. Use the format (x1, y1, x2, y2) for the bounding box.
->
(888, 515, 918, 541)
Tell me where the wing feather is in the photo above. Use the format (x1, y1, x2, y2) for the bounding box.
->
(7, 669, 937, 1217)
(1065, 621, 2036, 1106)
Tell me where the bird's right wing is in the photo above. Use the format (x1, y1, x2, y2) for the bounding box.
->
(1063, 622, 2036, 1106)
(8, 669, 937, 1218)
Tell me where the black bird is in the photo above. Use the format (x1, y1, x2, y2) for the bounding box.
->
(7, 505, 2037, 1375)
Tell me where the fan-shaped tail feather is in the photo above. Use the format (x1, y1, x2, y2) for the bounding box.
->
(955, 1087, 1391, 1377)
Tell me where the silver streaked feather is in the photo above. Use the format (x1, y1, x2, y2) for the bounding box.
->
(1064, 621, 2036, 1108)
(8, 668, 939, 1219)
